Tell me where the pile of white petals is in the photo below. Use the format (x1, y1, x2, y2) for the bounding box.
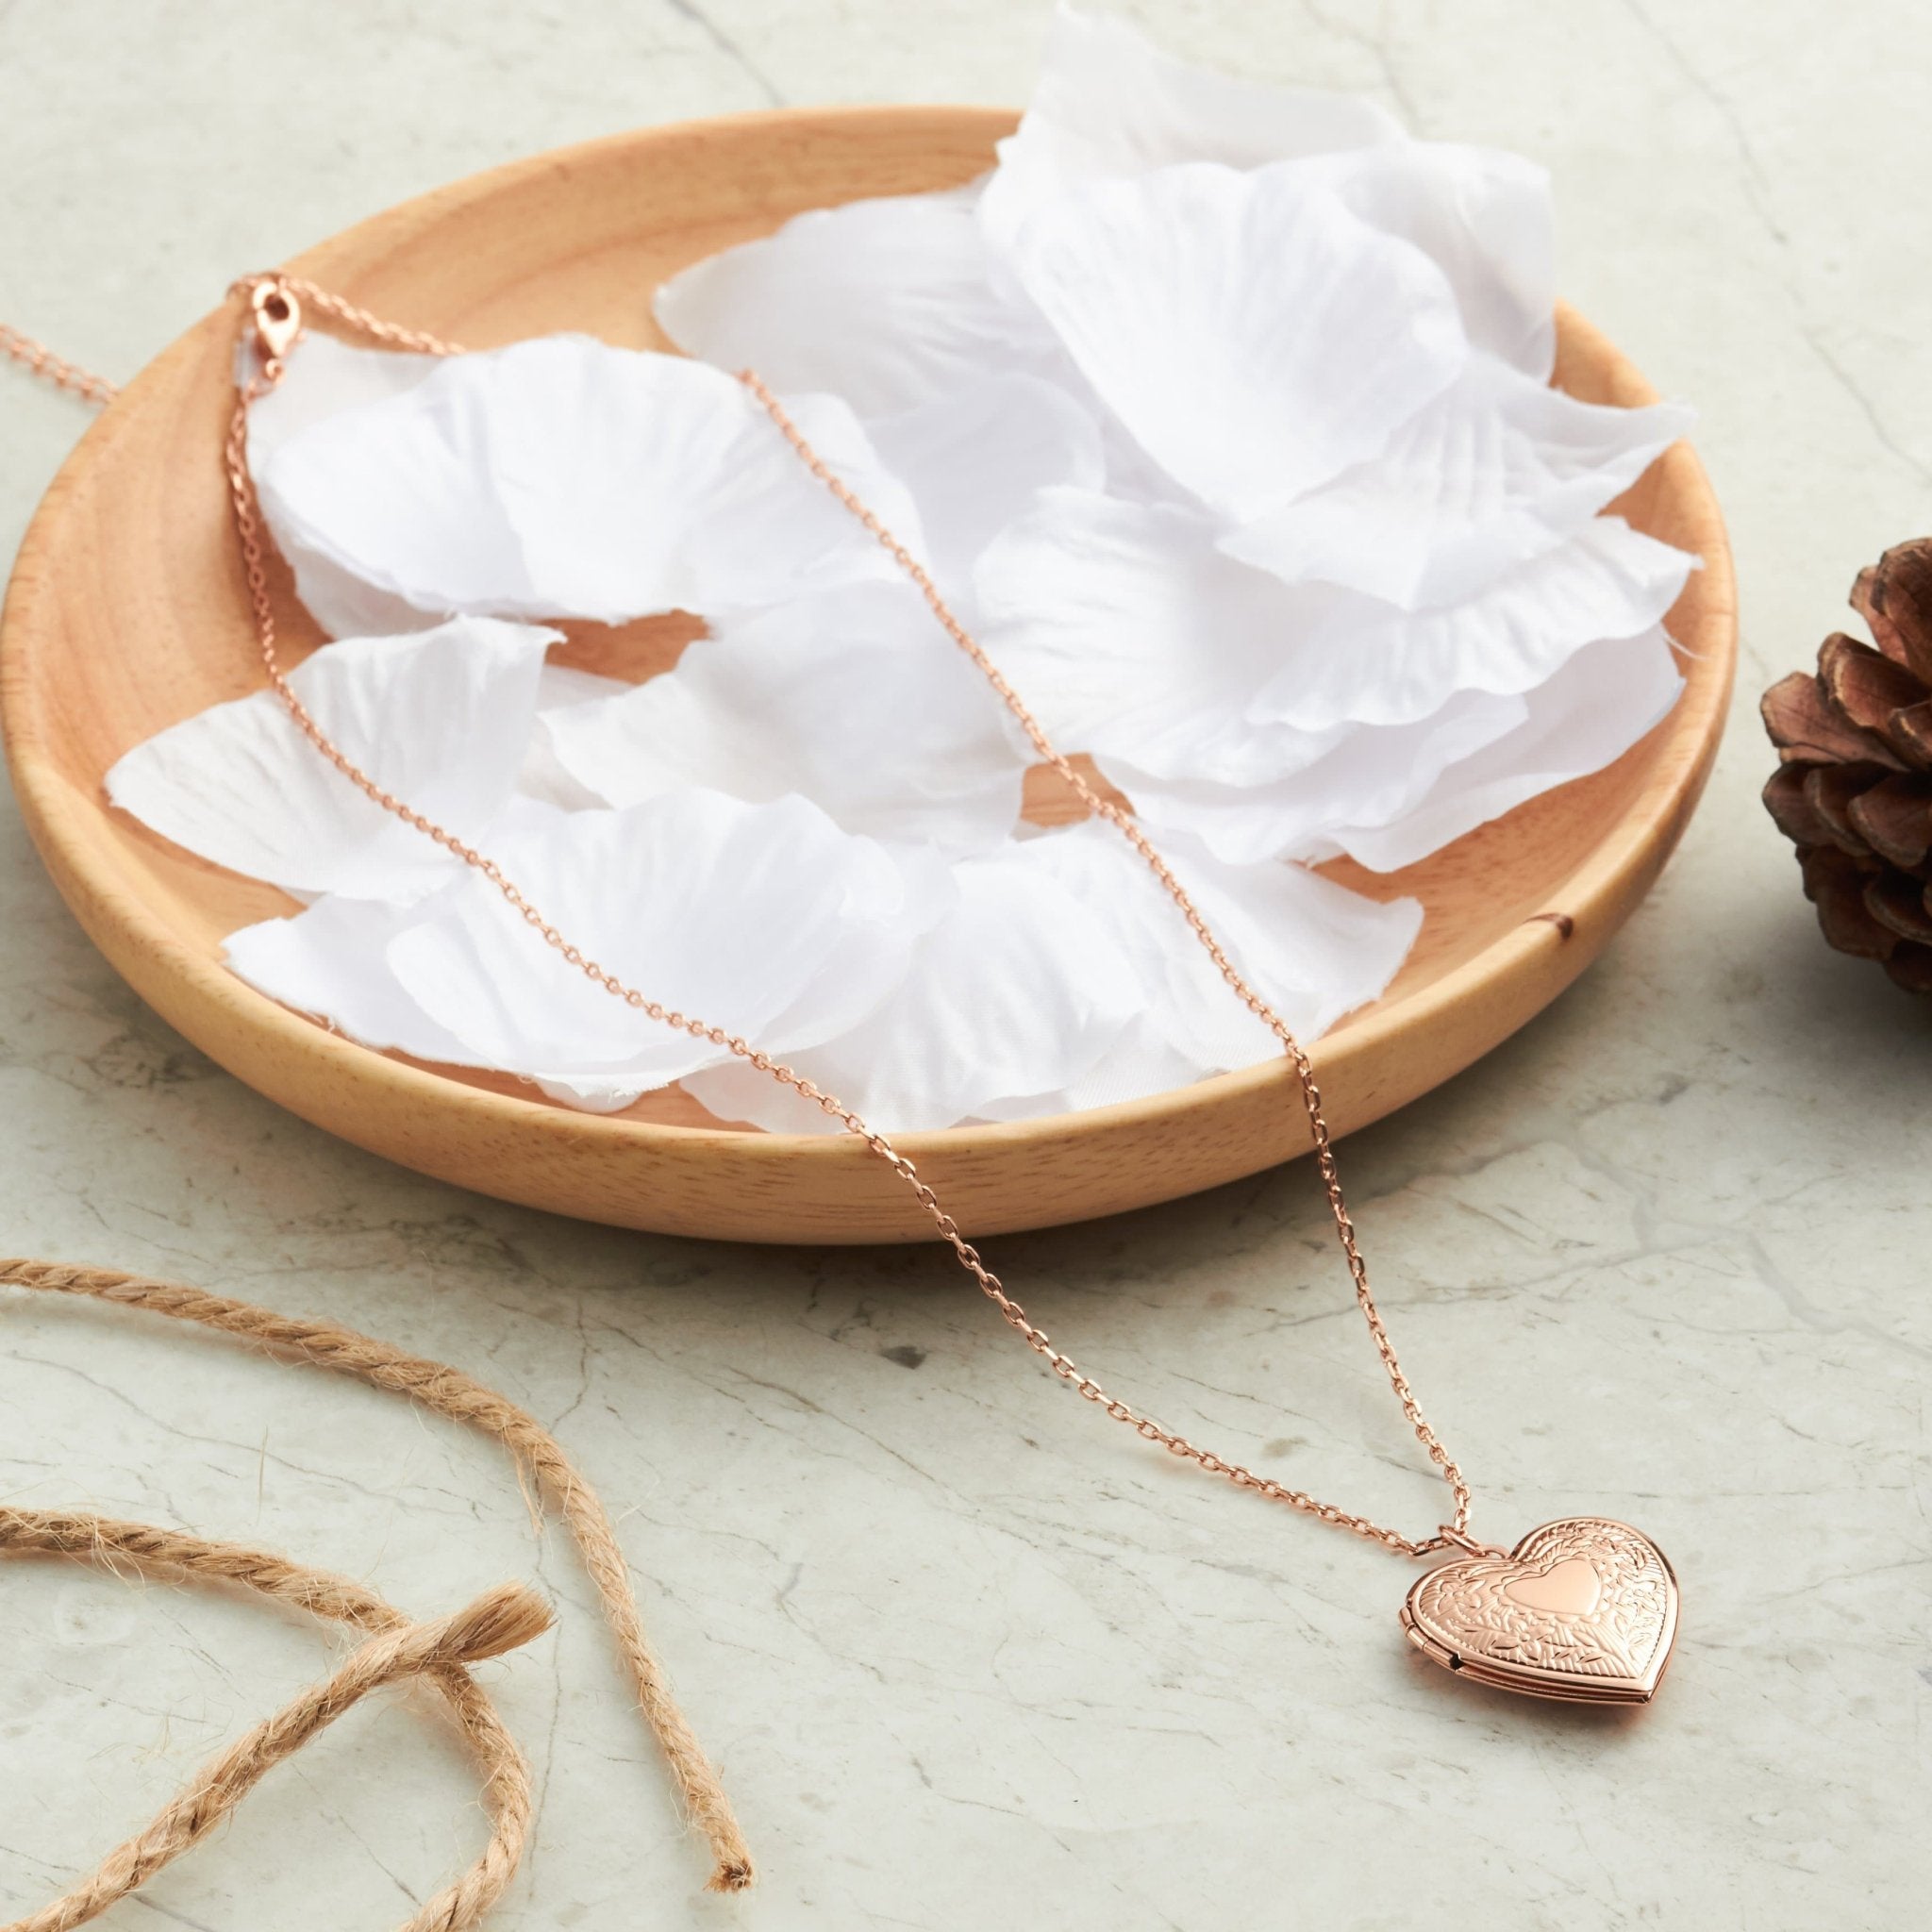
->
(108, 7, 1698, 1134)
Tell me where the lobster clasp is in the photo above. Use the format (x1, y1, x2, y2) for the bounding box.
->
(248, 277, 303, 381)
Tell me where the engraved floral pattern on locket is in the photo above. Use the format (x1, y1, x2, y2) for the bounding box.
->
(1400, 1517, 1678, 1705)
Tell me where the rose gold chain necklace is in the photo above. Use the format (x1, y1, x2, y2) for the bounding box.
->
(3, 278, 1680, 1704)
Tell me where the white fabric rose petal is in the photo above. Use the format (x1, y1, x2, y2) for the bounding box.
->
(684, 842, 1148, 1134)
(654, 177, 1194, 520)
(262, 538, 444, 644)
(655, 186, 1072, 419)
(865, 375, 1106, 592)
(1013, 820, 1421, 1067)
(972, 490, 1307, 774)
(1245, 518, 1695, 732)
(1109, 688, 1533, 868)
(688, 817, 1420, 1132)
(382, 791, 952, 1089)
(227, 895, 507, 1071)
(517, 660, 632, 809)
(256, 335, 925, 627)
(540, 581, 1025, 854)
(1309, 142, 1557, 380)
(1330, 629, 1687, 873)
(106, 616, 558, 901)
(247, 334, 447, 637)
(1220, 355, 1692, 609)
(981, 11, 1553, 378)
(974, 489, 1694, 755)
(208, 793, 959, 1110)
(1005, 159, 1468, 518)
(1106, 633, 1682, 881)
(533, 660, 629, 711)
(248, 332, 439, 458)
(976, 4, 1401, 256)
(224, 889, 653, 1113)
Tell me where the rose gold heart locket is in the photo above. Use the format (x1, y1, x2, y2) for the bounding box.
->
(1400, 1517, 1679, 1706)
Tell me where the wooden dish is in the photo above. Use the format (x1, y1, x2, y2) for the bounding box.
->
(0, 108, 1736, 1245)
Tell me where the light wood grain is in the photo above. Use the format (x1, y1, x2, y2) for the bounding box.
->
(0, 107, 1737, 1244)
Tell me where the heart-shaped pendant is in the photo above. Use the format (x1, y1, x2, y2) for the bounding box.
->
(1399, 1517, 1678, 1705)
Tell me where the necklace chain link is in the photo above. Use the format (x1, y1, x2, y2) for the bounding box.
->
(8, 275, 1475, 1559)
(1, 322, 122, 408)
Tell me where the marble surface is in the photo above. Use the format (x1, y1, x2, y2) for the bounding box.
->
(3, 4, 1930, 1927)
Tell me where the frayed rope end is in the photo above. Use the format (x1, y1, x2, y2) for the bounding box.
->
(707, 1857, 756, 1893)
(441, 1582, 555, 1665)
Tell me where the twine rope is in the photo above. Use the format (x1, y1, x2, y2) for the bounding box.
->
(0, 1507, 544, 1932)
(0, 1256, 754, 1909)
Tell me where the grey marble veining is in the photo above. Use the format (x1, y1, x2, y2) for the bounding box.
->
(3, 4, 1930, 1927)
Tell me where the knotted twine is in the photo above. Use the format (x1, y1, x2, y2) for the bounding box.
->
(0, 1257, 755, 1923)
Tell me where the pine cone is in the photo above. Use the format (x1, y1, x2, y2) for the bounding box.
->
(1762, 539, 1932, 992)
